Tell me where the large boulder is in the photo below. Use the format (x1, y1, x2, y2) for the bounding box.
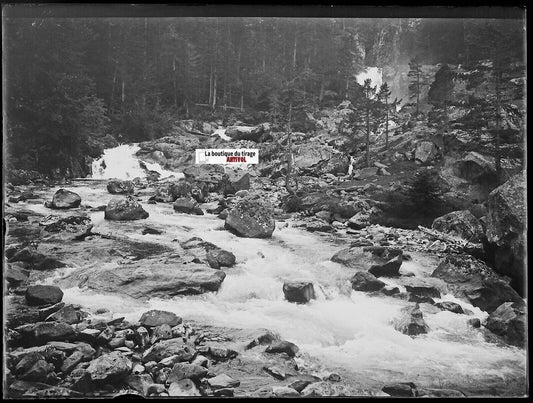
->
(368, 254, 403, 278)
(431, 254, 523, 313)
(485, 302, 526, 348)
(207, 373, 240, 389)
(167, 363, 208, 383)
(107, 179, 134, 194)
(294, 143, 335, 171)
(182, 165, 225, 193)
(226, 123, 270, 142)
(46, 189, 81, 209)
(431, 210, 485, 243)
(485, 173, 526, 294)
(393, 304, 429, 336)
(225, 199, 275, 238)
(318, 153, 350, 175)
(104, 196, 149, 220)
(141, 338, 195, 363)
(173, 198, 203, 215)
(414, 141, 438, 164)
(222, 168, 250, 195)
(61, 259, 226, 299)
(265, 340, 299, 357)
(43, 215, 92, 236)
(86, 351, 132, 382)
(282, 282, 316, 303)
(139, 310, 182, 327)
(26, 285, 64, 306)
(351, 271, 386, 292)
(452, 152, 497, 184)
(30, 322, 76, 344)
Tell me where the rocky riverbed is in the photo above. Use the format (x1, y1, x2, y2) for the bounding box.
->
(4, 140, 527, 398)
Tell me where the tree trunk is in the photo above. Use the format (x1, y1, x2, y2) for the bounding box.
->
(385, 97, 389, 149)
(416, 69, 420, 115)
(212, 70, 217, 110)
(494, 67, 502, 180)
(285, 102, 297, 195)
(293, 34, 297, 70)
(121, 80, 125, 104)
(208, 65, 213, 106)
(319, 75, 325, 103)
(172, 57, 177, 107)
(366, 105, 370, 167)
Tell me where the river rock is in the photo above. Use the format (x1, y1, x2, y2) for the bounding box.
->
(431, 210, 485, 243)
(347, 211, 371, 229)
(26, 285, 64, 306)
(167, 363, 208, 383)
(265, 340, 299, 357)
(107, 179, 134, 194)
(222, 168, 250, 195)
(272, 386, 300, 397)
(173, 197, 204, 215)
(282, 282, 316, 303)
(45, 305, 80, 325)
(20, 360, 55, 382)
(414, 141, 438, 164)
(418, 388, 466, 397)
(31, 322, 76, 344)
(125, 373, 153, 395)
(206, 249, 236, 269)
(245, 329, 281, 350)
(43, 215, 92, 236)
(168, 379, 201, 396)
(207, 373, 240, 389)
(6, 263, 30, 287)
(9, 247, 66, 271)
(139, 310, 182, 328)
(330, 247, 364, 268)
(405, 285, 441, 299)
(485, 302, 525, 348)
(485, 173, 525, 293)
(60, 351, 84, 375)
(452, 151, 497, 183)
(368, 254, 403, 277)
(62, 259, 226, 299)
(104, 196, 149, 220)
(225, 199, 275, 238)
(351, 271, 386, 292)
(86, 351, 132, 382)
(393, 305, 429, 336)
(287, 375, 321, 393)
(46, 189, 81, 209)
(38, 303, 65, 321)
(141, 338, 195, 363)
(431, 254, 523, 313)
(182, 165, 225, 193)
(294, 143, 335, 170)
(434, 301, 464, 314)
(382, 382, 418, 397)
(14, 352, 46, 375)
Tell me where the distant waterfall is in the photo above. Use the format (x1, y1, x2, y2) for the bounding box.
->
(91, 144, 182, 180)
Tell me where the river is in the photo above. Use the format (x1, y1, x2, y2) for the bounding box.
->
(23, 143, 527, 396)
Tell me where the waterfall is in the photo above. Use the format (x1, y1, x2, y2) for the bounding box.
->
(356, 67, 383, 89)
(91, 144, 182, 180)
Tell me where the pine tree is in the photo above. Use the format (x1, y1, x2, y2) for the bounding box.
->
(408, 57, 425, 116)
(377, 82, 392, 149)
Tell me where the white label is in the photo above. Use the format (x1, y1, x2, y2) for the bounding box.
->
(195, 149, 259, 164)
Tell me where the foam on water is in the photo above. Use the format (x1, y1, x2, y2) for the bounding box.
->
(356, 67, 383, 89)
